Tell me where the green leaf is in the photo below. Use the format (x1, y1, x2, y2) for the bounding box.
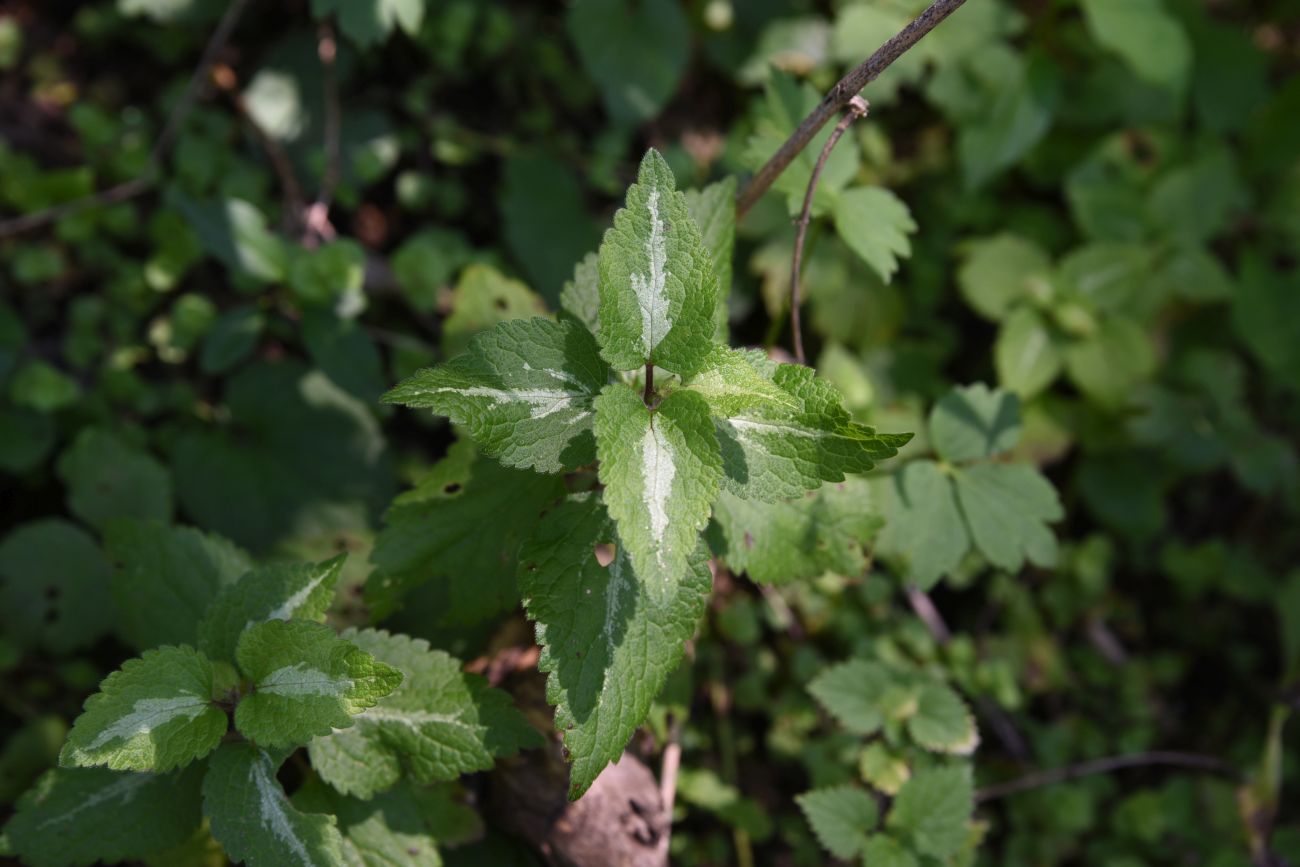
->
(1233, 255, 1300, 393)
(684, 177, 737, 338)
(566, 0, 689, 125)
(832, 186, 917, 284)
(715, 365, 909, 502)
(234, 620, 402, 749)
(560, 252, 601, 337)
(709, 480, 881, 584)
(198, 555, 345, 665)
(1063, 316, 1155, 408)
(519, 494, 712, 799)
(293, 778, 481, 867)
(56, 428, 172, 531)
(302, 310, 387, 406)
(957, 52, 1060, 190)
(203, 742, 346, 867)
(384, 317, 608, 473)
(390, 228, 477, 313)
(957, 234, 1053, 322)
(0, 519, 113, 653)
(877, 461, 970, 591)
(9, 360, 79, 412)
(862, 834, 919, 867)
(929, 383, 1021, 464)
(886, 765, 974, 859)
(60, 645, 227, 772)
(596, 149, 717, 375)
(808, 659, 896, 737)
(953, 463, 1062, 572)
(682, 346, 797, 417)
(1081, 0, 1191, 93)
(311, 0, 422, 45)
(4, 766, 203, 867)
(171, 194, 288, 283)
(996, 307, 1063, 398)
(0, 407, 55, 473)
(907, 683, 979, 755)
(200, 305, 264, 375)
(309, 628, 540, 799)
(595, 385, 721, 599)
(796, 785, 877, 860)
(442, 264, 548, 358)
(289, 240, 367, 316)
(106, 519, 251, 651)
(367, 442, 565, 624)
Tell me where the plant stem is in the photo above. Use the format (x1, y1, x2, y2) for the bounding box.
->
(735, 0, 967, 219)
(976, 751, 1239, 803)
(789, 96, 869, 365)
(643, 361, 655, 406)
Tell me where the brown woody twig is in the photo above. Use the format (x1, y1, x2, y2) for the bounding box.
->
(976, 751, 1239, 803)
(788, 95, 868, 365)
(0, 0, 253, 238)
(735, 0, 967, 219)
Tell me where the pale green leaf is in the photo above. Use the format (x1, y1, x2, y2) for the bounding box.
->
(832, 186, 917, 284)
(384, 317, 608, 473)
(171, 195, 288, 283)
(106, 519, 251, 651)
(595, 385, 721, 600)
(560, 252, 601, 337)
(953, 463, 1062, 572)
(886, 766, 974, 859)
(596, 149, 717, 375)
(234, 620, 403, 748)
(709, 479, 881, 584)
(859, 743, 910, 796)
(441, 265, 549, 358)
(862, 834, 919, 867)
(1081, 0, 1191, 92)
(56, 428, 172, 531)
(203, 743, 346, 867)
(367, 442, 565, 624)
(309, 629, 539, 799)
(519, 494, 711, 799)
(60, 646, 227, 772)
(876, 461, 970, 590)
(682, 346, 796, 417)
(957, 234, 1053, 322)
(4, 766, 203, 867)
(907, 683, 979, 755)
(928, 383, 1021, 464)
(198, 555, 346, 665)
(0, 519, 113, 653)
(1064, 316, 1155, 408)
(684, 177, 737, 337)
(796, 785, 877, 860)
(808, 659, 896, 737)
(716, 365, 910, 502)
(996, 307, 1063, 398)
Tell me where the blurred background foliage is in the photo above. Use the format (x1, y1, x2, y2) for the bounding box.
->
(0, 0, 1298, 864)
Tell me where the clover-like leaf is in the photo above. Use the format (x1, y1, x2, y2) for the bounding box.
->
(596, 149, 717, 375)
(309, 628, 539, 799)
(234, 620, 402, 748)
(595, 385, 721, 599)
(203, 742, 346, 867)
(953, 462, 1062, 572)
(876, 460, 971, 590)
(60, 646, 228, 772)
(929, 382, 1021, 463)
(4, 766, 204, 867)
(519, 494, 712, 799)
(832, 186, 917, 284)
(384, 317, 609, 473)
(198, 554, 345, 665)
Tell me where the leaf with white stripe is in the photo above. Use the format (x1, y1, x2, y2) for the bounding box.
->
(203, 742, 346, 867)
(309, 628, 540, 799)
(715, 364, 911, 501)
(682, 345, 796, 417)
(383, 317, 609, 473)
(198, 554, 345, 664)
(594, 385, 721, 600)
(4, 766, 203, 867)
(234, 620, 402, 749)
(596, 149, 717, 375)
(519, 494, 712, 799)
(60, 645, 227, 772)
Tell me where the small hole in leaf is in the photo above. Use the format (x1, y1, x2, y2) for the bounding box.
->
(443, 483, 462, 494)
(44, 585, 60, 600)
(593, 543, 615, 567)
(493, 297, 508, 310)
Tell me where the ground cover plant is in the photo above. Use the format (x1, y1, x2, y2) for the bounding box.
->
(0, 0, 1297, 865)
